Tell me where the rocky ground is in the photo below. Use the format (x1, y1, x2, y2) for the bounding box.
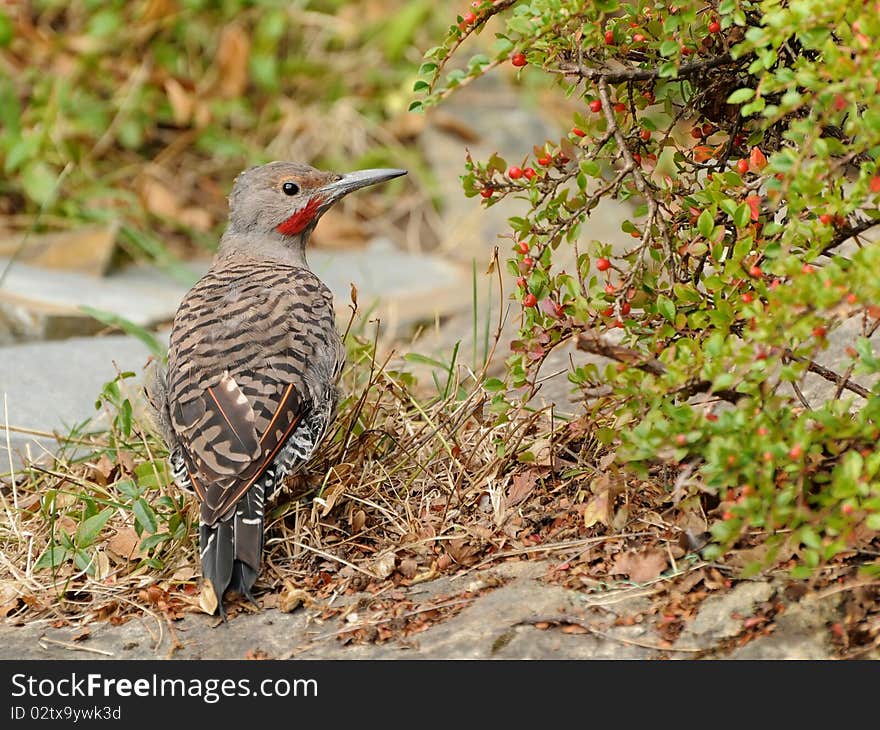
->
(0, 76, 872, 660)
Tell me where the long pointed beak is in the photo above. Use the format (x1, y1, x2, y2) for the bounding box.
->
(319, 168, 407, 203)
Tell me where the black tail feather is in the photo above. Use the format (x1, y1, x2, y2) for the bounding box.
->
(200, 480, 266, 615)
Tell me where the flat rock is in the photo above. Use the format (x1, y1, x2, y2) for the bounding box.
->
(0, 334, 154, 466)
(0, 238, 469, 345)
(0, 562, 840, 659)
(677, 580, 776, 647)
(0, 259, 196, 344)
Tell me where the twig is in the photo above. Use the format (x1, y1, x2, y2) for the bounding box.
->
(553, 51, 735, 84)
(517, 615, 701, 653)
(38, 636, 115, 657)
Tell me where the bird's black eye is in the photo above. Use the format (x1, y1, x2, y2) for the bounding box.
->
(282, 181, 299, 196)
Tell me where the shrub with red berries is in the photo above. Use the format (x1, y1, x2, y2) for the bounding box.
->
(414, 1, 880, 576)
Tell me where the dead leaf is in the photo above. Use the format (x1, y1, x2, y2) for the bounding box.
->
(372, 552, 397, 579)
(582, 491, 610, 529)
(106, 526, 141, 560)
(175, 207, 213, 232)
(92, 550, 111, 581)
(351, 509, 366, 533)
(199, 581, 218, 616)
(528, 438, 554, 466)
(399, 559, 418, 578)
(610, 549, 668, 583)
(140, 177, 179, 220)
(171, 566, 195, 583)
(215, 23, 250, 98)
(310, 208, 370, 249)
(278, 585, 313, 613)
(90, 453, 115, 485)
(317, 482, 346, 517)
(447, 539, 480, 567)
(0, 581, 20, 618)
(507, 471, 538, 507)
(164, 77, 193, 126)
(71, 627, 91, 642)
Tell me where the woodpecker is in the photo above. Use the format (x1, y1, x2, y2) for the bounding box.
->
(147, 162, 406, 616)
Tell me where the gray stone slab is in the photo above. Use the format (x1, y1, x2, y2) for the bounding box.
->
(0, 334, 153, 467)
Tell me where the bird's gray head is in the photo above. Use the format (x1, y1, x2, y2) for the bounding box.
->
(220, 161, 406, 264)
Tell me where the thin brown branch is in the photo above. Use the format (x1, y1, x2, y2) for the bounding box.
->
(574, 332, 741, 403)
(821, 218, 880, 257)
(554, 51, 735, 84)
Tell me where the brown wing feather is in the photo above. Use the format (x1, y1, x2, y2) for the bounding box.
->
(196, 382, 304, 524)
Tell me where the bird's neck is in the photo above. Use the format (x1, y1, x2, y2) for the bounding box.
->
(217, 226, 314, 269)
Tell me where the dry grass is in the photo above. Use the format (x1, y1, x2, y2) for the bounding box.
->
(0, 306, 626, 627)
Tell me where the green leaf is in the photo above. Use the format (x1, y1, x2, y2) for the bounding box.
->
(76, 507, 114, 548)
(21, 161, 58, 207)
(697, 209, 714, 238)
(733, 203, 751, 229)
(133, 498, 158, 535)
(656, 294, 676, 322)
(412, 80, 430, 92)
(34, 545, 69, 572)
(727, 88, 755, 105)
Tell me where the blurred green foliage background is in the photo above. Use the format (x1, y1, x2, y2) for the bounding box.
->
(0, 0, 453, 275)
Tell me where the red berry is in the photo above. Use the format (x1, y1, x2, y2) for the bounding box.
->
(523, 293, 537, 307)
(523, 167, 537, 180)
(749, 265, 762, 277)
(613, 102, 626, 113)
(819, 214, 833, 225)
(633, 33, 646, 42)
(596, 257, 611, 271)
(690, 126, 703, 140)
(741, 292, 754, 304)
(736, 158, 749, 175)
(681, 44, 693, 55)
(842, 503, 855, 515)
(463, 11, 477, 24)
(601, 306, 614, 317)
(802, 263, 816, 274)
(813, 325, 827, 338)
(757, 427, 768, 437)
(632, 152, 642, 165)
(522, 256, 535, 269)
(589, 99, 602, 113)
(833, 94, 846, 111)
(708, 20, 721, 33)
(516, 241, 529, 254)
(870, 176, 880, 193)
(604, 282, 616, 294)
(511, 52, 527, 67)
(508, 166, 523, 179)
(537, 155, 552, 166)
(846, 293, 857, 304)
(516, 276, 527, 289)
(722, 510, 734, 521)
(640, 129, 651, 141)
(788, 444, 803, 459)
(572, 127, 586, 137)
(480, 187, 494, 198)
(620, 302, 631, 315)
(702, 123, 715, 137)
(604, 30, 615, 44)
(675, 434, 687, 446)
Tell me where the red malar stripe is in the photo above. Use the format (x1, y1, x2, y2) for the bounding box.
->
(276, 195, 323, 236)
